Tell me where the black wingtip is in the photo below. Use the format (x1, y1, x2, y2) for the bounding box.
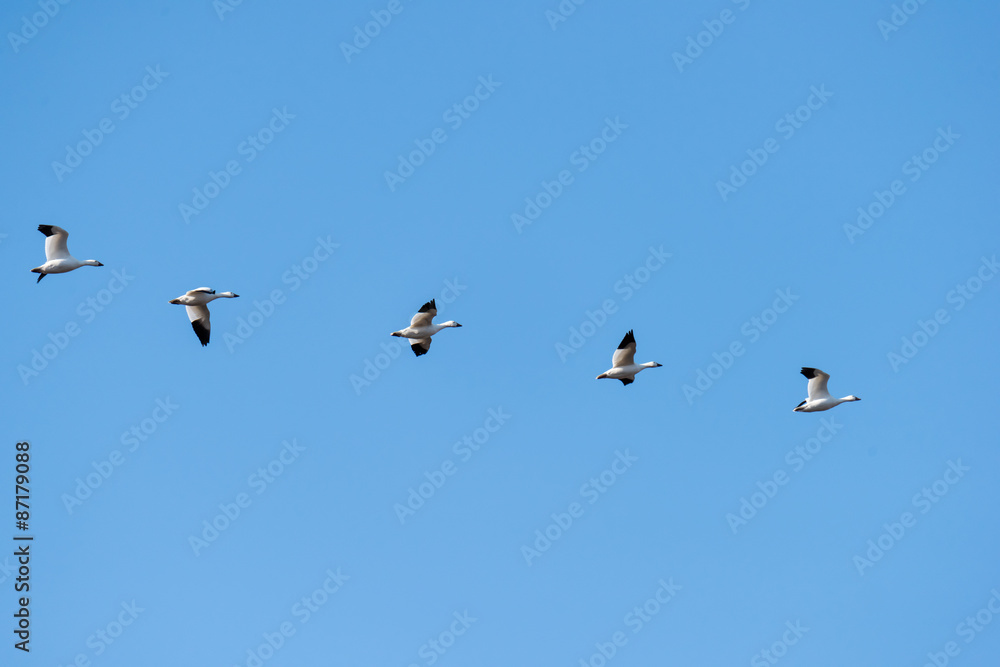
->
(620, 378, 634, 386)
(37, 224, 55, 237)
(412, 345, 428, 357)
(800, 367, 818, 379)
(418, 299, 436, 313)
(617, 330, 635, 349)
(35, 272, 45, 284)
(191, 321, 210, 347)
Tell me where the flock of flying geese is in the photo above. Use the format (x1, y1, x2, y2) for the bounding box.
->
(28, 225, 862, 412)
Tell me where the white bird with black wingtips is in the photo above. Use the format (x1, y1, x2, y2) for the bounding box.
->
(596, 330, 662, 386)
(169, 288, 240, 347)
(390, 298, 462, 357)
(31, 225, 104, 283)
(793, 367, 860, 412)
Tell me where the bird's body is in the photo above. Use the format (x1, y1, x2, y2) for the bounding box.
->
(31, 225, 103, 282)
(793, 367, 860, 412)
(391, 299, 462, 356)
(169, 287, 240, 346)
(597, 330, 662, 386)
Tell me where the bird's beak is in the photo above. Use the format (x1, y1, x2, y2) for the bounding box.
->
(232, 294, 240, 298)
(96, 262, 104, 266)
(455, 323, 463, 327)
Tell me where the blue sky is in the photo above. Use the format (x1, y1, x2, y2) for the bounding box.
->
(2, 0, 999, 665)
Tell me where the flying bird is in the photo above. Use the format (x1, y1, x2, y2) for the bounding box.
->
(596, 330, 662, 386)
(793, 367, 860, 412)
(31, 225, 103, 283)
(390, 298, 462, 357)
(168, 288, 240, 346)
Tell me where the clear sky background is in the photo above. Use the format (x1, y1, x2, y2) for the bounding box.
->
(2, 1, 999, 665)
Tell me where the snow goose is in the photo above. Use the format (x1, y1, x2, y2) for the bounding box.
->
(596, 330, 662, 386)
(169, 288, 240, 347)
(390, 298, 462, 357)
(793, 367, 860, 412)
(31, 225, 103, 283)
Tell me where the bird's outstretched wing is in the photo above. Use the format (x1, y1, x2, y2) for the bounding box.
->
(410, 337, 431, 356)
(410, 299, 437, 328)
(38, 225, 71, 260)
(186, 305, 211, 346)
(801, 367, 831, 400)
(611, 330, 637, 368)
